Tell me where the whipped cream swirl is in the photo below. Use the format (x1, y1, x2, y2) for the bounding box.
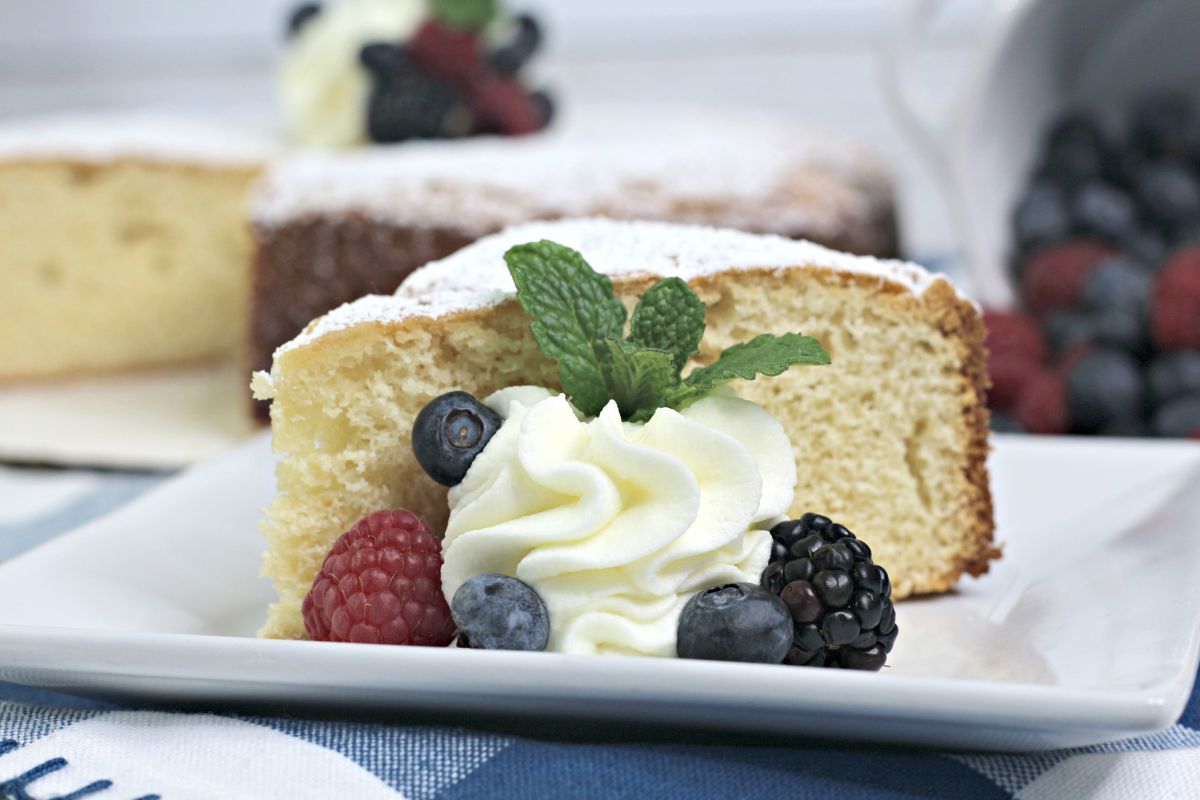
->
(440, 386, 796, 656)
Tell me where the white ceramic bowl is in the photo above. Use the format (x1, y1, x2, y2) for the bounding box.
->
(886, 0, 1200, 306)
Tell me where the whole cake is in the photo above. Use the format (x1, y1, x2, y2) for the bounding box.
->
(254, 218, 995, 647)
(0, 114, 273, 380)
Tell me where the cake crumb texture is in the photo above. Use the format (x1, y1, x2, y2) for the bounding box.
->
(0, 160, 259, 379)
(258, 220, 996, 640)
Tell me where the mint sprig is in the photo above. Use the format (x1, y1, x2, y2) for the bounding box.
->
(503, 240, 830, 421)
(506, 241, 627, 417)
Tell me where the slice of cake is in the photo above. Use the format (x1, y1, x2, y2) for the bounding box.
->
(254, 218, 995, 641)
(0, 114, 275, 381)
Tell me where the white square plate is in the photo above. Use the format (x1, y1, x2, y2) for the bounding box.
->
(0, 433, 1198, 751)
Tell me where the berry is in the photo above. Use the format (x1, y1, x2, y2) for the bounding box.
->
(1016, 371, 1070, 435)
(362, 46, 472, 143)
(1135, 162, 1200, 231)
(410, 20, 485, 85)
(1072, 182, 1138, 242)
(286, 3, 322, 39)
(1019, 240, 1116, 314)
(1153, 396, 1200, 438)
(1148, 352, 1200, 406)
(987, 354, 1037, 410)
(302, 509, 455, 646)
(763, 514, 896, 671)
(1041, 113, 1108, 189)
(412, 391, 503, 486)
(1131, 92, 1198, 160)
(677, 583, 792, 663)
(1120, 230, 1167, 272)
(983, 309, 1046, 364)
(488, 14, 542, 75)
(1013, 181, 1071, 251)
(1065, 348, 1144, 433)
(1083, 258, 1150, 317)
(451, 574, 550, 651)
(1091, 308, 1147, 354)
(1152, 248, 1200, 350)
(1041, 311, 1096, 355)
(468, 74, 549, 135)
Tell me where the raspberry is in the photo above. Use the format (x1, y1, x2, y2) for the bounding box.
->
(982, 309, 1047, 364)
(409, 20, 484, 85)
(468, 74, 547, 135)
(302, 509, 455, 646)
(1152, 248, 1200, 350)
(1016, 371, 1070, 434)
(987, 354, 1036, 411)
(1019, 240, 1116, 314)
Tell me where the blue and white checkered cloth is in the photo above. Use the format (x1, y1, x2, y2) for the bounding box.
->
(2, 464, 1198, 799)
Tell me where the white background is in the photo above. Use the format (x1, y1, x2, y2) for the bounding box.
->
(0, 0, 1005, 257)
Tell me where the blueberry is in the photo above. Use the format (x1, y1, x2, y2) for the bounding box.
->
(1148, 352, 1200, 405)
(412, 391, 503, 486)
(1136, 162, 1200, 231)
(488, 14, 543, 75)
(677, 583, 792, 663)
(1131, 92, 1198, 160)
(1083, 258, 1150, 316)
(1153, 396, 1200, 438)
(451, 574, 550, 651)
(1042, 312, 1096, 354)
(1072, 182, 1138, 241)
(1120, 231, 1167, 271)
(1091, 308, 1147, 354)
(1014, 181, 1072, 250)
(286, 3, 322, 38)
(1042, 113, 1108, 188)
(1066, 348, 1145, 433)
(1100, 419, 1149, 438)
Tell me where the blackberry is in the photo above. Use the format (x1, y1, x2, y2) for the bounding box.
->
(286, 3, 322, 39)
(763, 513, 896, 671)
(361, 44, 472, 143)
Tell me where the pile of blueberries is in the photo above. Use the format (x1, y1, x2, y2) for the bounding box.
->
(990, 91, 1200, 438)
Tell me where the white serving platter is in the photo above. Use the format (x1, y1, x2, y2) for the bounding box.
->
(0, 432, 1197, 751)
(0, 362, 257, 470)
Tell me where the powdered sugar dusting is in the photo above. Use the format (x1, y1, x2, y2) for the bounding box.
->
(0, 112, 280, 166)
(270, 218, 964, 369)
(250, 104, 891, 240)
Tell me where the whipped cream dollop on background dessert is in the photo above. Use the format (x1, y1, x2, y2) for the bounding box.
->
(440, 386, 797, 656)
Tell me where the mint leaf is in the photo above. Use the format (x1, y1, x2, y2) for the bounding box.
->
(628, 278, 707, 372)
(667, 333, 830, 408)
(505, 241, 628, 416)
(602, 339, 680, 423)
